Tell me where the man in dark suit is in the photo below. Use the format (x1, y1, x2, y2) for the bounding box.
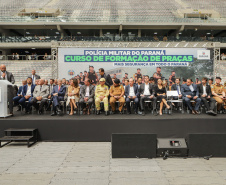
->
(0, 64, 15, 84)
(139, 75, 157, 116)
(98, 68, 113, 88)
(51, 79, 66, 116)
(13, 80, 27, 111)
(18, 77, 35, 113)
(30, 69, 41, 85)
(79, 78, 95, 115)
(171, 78, 182, 99)
(171, 78, 183, 109)
(198, 77, 216, 115)
(181, 78, 201, 114)
(125, 78, 139, 114)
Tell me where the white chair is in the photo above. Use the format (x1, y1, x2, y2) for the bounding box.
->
(167, 91, 184, 114)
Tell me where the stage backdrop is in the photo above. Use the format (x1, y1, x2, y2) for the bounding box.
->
(58, 48, 213, 81)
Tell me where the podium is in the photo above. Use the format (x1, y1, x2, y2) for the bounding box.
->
(0, 80, 13, 117)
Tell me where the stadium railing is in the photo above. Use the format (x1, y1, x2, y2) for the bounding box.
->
(0, 36, 225, 43)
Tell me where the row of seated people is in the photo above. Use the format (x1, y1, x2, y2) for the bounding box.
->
(13, 74, 226, 116)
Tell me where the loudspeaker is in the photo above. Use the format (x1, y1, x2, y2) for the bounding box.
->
(188, 134, 226, 157)
(157, 138, 188, 157)
(111, 133, 157, 158)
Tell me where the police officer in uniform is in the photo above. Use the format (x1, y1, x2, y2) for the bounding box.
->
(211, 77, 226, 111)
(109, 79, 125, 114)
(95, 78, 109, 116)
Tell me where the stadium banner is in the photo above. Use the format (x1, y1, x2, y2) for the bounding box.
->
(58, 48, 213, 80)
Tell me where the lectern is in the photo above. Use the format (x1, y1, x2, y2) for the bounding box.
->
(0, 80, 13, 117)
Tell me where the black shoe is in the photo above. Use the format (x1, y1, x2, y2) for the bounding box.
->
(105, 111, 108, 116)
(134, 111, 138, 115)
(96, 110, 100, 115)
(154, 110, 158, 116)
(112, 111, 116, 114)
(127, 111, 131, 115)
(51, 112, 57, 116)
(38, 110, 43, 115)
(142, 111, 145, 116)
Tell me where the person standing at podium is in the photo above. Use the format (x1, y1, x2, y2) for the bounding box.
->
(0, 64, 15, 84)
(0, 64, 15, 115)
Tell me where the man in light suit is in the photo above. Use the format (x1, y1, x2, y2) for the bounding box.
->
(125, 78, 139, 114)
(29, 69, 41, 85)
(139, 75, 157, 116)
(79, 78, 95, 115)
(29, 79, 49, 114)
(0, 64, 15, 84)
(181, 78, 201, 114)
(51, 79, 66, 116)
(13, 80, 27, 111)
(19, 77, 35, 113)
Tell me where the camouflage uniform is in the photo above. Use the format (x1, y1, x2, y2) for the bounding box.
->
(109, 85, 125, 112)
(95, 84, 109, 111)
(211, 84, 226, 110)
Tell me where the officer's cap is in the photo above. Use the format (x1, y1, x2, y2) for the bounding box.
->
(99, 78, 105, 82)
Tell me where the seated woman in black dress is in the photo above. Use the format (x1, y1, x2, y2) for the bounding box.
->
(155, 79, 170, 115)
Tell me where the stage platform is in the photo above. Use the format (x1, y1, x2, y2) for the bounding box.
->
(0, 110, 226, 142)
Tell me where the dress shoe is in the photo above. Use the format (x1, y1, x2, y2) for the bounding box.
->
(38, 110, 43, 115)
(96, 110, 100, 115)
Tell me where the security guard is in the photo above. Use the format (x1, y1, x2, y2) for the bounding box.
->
(95, 78, 109, 116)
(109, 79, 125, 114)
(211, 77, 226, 111)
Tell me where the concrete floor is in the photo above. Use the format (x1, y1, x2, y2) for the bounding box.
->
(0, 142, 226, 185)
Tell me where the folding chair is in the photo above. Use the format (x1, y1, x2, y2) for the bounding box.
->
(167, 91, 184, 114)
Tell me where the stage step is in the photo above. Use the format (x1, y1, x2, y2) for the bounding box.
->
(0, 128, 38, 148)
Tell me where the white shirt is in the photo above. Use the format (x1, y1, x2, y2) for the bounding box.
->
(176, 84, 181, 95)
(203, 85, 207, 95)
(26, 85, 32, 96)
(85, 86, 89, 97)
(32, 75, 36, 84)
(144, 83, 150, 96)
(129, 86, 135, 97)
(0, 71, 7, 80)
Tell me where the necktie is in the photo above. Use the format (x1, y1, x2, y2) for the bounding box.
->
(177, 85, 179, 95)
(58, 86, 60, 91)
(40, 85, 42, 91)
